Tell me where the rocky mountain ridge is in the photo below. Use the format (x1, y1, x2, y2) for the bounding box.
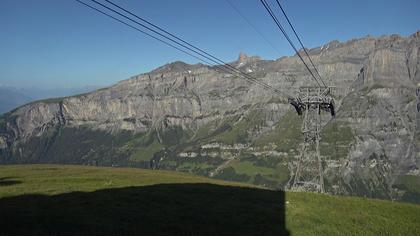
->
(0, 32, 419, 203)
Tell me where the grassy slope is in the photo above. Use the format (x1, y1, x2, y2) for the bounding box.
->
(0, 107, 353, 191)
(175, 110, 301, 187)
(0, 165, 419, 236)
(253, 111, 302, 152)
(0, 164, 248, 198)
(211, 111, 302, 187)
(320, 120, 355, 160)
(395, 175, 420, 203)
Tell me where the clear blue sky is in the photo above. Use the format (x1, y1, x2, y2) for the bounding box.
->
(0, 0, 419, 88)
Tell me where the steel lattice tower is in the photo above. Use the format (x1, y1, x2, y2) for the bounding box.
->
(288, 87, 335, 193)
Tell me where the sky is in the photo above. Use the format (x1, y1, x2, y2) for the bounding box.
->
(0, 0, 419, 89)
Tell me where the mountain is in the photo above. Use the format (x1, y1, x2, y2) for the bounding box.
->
(0, 87, 32, 114)
(0, 32, 419, 203)
(0, 86, 103, 114)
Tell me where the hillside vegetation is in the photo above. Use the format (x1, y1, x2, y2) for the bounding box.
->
(0, 165, 419, 236)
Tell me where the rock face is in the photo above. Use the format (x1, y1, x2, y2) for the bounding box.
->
(1, 32, 419, 203)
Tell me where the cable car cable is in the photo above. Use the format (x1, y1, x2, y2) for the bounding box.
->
(274, 0, 326, 87)
(259, 0, 322, 87)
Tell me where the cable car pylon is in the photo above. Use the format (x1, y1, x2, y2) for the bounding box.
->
(259, 0, 336, 194)
(288, 87, 335, 193)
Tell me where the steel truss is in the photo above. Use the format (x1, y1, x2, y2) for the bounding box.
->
(288, 87, 335, 193)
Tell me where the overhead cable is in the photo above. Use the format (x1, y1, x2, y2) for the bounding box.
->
(224, 0, 283, 56)
(101, 0, 290, 97)
(274, 0, 326, 87)
(259, 0, 322, 87)
(75, 0, 293, 98)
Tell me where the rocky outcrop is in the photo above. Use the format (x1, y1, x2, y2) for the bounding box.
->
(0, 32, 419, 202)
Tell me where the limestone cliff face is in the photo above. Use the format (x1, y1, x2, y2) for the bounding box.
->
(333, 33, 420, 199)
(0, 32, 419, 202)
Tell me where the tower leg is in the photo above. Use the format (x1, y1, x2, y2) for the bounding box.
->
(288, 102, 325, 193)
(315, 104, 324, 193)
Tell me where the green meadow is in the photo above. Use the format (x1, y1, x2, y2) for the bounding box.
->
(0, 165, 419, 236)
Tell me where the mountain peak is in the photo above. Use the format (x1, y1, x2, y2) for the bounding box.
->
(151, 61, 201, 74)
(410, 30, 420, 38)
(235, 52, 261, 66)
(238, 52, 249, 62)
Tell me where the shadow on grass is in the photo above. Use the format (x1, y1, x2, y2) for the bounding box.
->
(0, 183, 289, 236)
(0, 177, 22, 186)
